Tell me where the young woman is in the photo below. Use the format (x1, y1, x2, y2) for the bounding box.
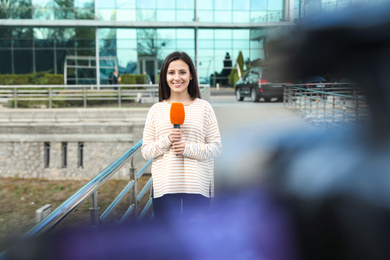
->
(141, 52, 222, 220)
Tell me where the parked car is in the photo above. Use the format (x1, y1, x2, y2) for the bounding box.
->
(235, 67, 284, 102)
(294, 76, 332, 89)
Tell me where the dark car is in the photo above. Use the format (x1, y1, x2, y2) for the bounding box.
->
(294, 76, 332, 89)
(235, 67, 284, 102)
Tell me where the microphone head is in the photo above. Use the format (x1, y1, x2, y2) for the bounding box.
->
(170, 103, 185, 125)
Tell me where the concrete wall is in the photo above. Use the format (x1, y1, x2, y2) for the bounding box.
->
(0, 108, 149, 180)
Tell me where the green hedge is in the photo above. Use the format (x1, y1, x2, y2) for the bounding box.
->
(120, 74, 149, 85)
(0, 73, 64, 85)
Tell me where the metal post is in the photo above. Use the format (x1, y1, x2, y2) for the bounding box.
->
(130, 157, 138, 218)
(332, 96, 336, 124)
(118, 87, 122, 108)
(14, 87, 17, 109)
(95, 1, 100, 89)
(48, 87, 52, 109)
(343, 98, 346, 121)
(89, 191, 100, 227)
(83, 87, 87, 108)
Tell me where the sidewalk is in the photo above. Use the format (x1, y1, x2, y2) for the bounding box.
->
(210, 87, 234, 96)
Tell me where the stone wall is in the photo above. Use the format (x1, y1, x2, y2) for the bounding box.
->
(0, 108, 149, 180)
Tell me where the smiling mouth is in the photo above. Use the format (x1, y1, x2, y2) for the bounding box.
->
(173, 83, 182, 87)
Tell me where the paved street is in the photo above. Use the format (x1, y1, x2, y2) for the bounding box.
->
(209, 94, 315, 192)
(209, 95, 313, 138)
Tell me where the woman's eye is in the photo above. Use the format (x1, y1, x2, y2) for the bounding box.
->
(168, 71, 174, 75)
(180, 71, 186, 74)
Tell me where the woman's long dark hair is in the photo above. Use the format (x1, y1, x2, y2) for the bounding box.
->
(158, 51, 201, 102)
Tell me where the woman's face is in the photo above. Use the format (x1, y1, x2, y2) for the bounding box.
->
(166, 59, 192, 96)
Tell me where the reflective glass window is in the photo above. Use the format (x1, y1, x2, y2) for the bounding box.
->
(233, 40, 249, 49)
(198, 11, 213, 22)
(214, 11, 231, 22)
(76, 28, 95, 39)
(0, 40, 12, 48)
(157, 29, 176, 39)
(250, 38, 263, 49)
(198, 0, 213, 10)
(157, 39, 174, 49)
(75, 0, 94, 8)
(136, 0, 155, 9)
(215, 29, 231, 39)
(32, 0, 53, 8)
(250, 49, 263, 60)
(0, 6, 11, 19)
(98, 9, 116, 21)
(177, 40, 194, 49)
(250, 0, 266, 11)
(117, 29, 137, 39)
(55, 8, 75, 19)
(199, 29, 214, 39)
(36, 49, 54, 72)
(14, 50, 33, 73)
(75, 8, 94, 19)
(214, 50, 229, 71)
(11, 7, 33, 19)
(117, 49, 137, 67)
(99, 29, 116, 39)
(13, 39, 33, 47)
(157, 10, 175, 22)
(215, 0, 231, 10)
(97, 0, 115, 9)
(34, 39, 54, 48)
(176, 10, 193, 22)
(136, 10, 156, 21)
(117, 39, 137, 49)
(199, 40, 214, 49)
(33, 8, 54, 19)
(0, 51, 12, 74)
(233, 30, 249, 39)
(11, 0, 32, 7)
(231, 49, 249, 63)
(117, 0, 135, 8)
(117, 9, 136, 21)
(233, 11, 249, 23)
(215, 39, 231, 49)
(157, 0, 175, 9)
(268, 0, 283, 10)
(54, 0, 73, 8)
(232, 0, 249, 10)
(177, 29, 194, 39)
(176, 0, 193, 9)
(251, 11, 267, 22)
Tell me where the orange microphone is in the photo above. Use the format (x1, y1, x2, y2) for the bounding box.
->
(170, 103, 185, 129)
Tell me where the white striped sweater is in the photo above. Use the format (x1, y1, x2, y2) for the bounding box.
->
(141, 98, 222, 198)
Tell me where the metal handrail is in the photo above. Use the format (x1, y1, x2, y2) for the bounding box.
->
(0, 84, 210, 109)
(23, 139, 148, 238)
(284, 84, 369, 127)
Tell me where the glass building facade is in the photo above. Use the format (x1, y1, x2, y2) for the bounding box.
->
(0, 0, 294, 85)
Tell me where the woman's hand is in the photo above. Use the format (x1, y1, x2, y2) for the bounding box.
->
(171, 141, 185, 155)
(168, 129, 183, 143)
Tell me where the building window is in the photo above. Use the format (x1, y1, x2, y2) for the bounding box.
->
(78, 142, 84, 168)
(44, 142, 50, 168)
(62, 142, 67, 168)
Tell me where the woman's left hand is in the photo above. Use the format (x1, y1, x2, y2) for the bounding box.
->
(171, 141, 185, 155)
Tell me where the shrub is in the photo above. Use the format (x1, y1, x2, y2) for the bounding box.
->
(120, 74, 149, 85)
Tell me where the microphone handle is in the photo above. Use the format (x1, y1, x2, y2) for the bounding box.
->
(173, 124, 180, 156)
